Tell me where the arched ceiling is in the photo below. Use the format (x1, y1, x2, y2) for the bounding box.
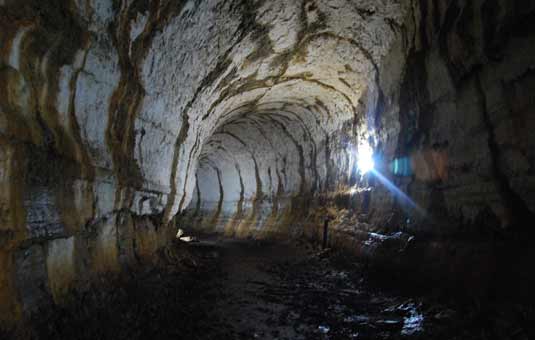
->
(182, 0, 410, 217)
(0, 0, 411, 225)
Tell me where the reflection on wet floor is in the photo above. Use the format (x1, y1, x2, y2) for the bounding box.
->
(17, 237, 534, 340)
(199, 239, 432, 340)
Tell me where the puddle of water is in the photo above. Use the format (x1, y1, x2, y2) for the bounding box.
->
(401, 310, 425, 335)
(344, 315, 370, 323)
(318, 325, 330, 334)
(376, 319, 402, 326)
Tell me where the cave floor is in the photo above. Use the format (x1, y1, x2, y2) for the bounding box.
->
(189, 238, 431, 340)
(22, 237, 533, 340)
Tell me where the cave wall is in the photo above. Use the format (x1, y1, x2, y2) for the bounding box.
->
(0, 0, 411, 326)
(0, 1, 202, 326)
(297, 0, 535, 296)
(184, 0, 412, 238)
(2, 0, 535, 328)
(394, 0, 535, 234)
(187, 0, 535, 242)
(184, 0, 535, 294)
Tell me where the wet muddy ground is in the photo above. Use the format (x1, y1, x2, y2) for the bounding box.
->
(201, 238, 429, 340)
(10, 237, 535, 339)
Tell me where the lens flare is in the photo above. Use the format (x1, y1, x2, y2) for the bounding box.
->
(357, 143, 375, 174)
(353, 141, 425, 217)
(371, 169, 426, 217)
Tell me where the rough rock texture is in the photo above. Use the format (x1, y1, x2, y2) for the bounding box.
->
(189, 0, 535, 239)
(390, 0, 535, 235)
(1, 0, 535, 329)
(293, 0, 535, 301)
(186, 0, 411, 236)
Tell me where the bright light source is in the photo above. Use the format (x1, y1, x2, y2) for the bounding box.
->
(357, 143, 374, 174)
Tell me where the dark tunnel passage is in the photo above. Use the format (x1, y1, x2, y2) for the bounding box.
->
(193, 103, 336, 237)
(2, 0, 535, 339)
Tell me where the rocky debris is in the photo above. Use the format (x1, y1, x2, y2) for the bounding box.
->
(176, 228, 199, 243)
(179, 236, 199, 243)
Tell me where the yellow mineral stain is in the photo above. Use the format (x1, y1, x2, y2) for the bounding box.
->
(46, 237, 75, 303)
(92, 220, 120, 273)
(133, 218, 165, 263)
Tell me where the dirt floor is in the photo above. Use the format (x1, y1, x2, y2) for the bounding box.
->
(8, 236, 535, 339)
(194, 238, 430, 340)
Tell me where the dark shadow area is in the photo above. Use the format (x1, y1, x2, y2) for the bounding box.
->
(4, 236, 535, 340)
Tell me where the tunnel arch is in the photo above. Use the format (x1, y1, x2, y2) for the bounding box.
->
(3, 0, 535, 330)
(143, 0, 411, 230)
(0, 0, 439, 324)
